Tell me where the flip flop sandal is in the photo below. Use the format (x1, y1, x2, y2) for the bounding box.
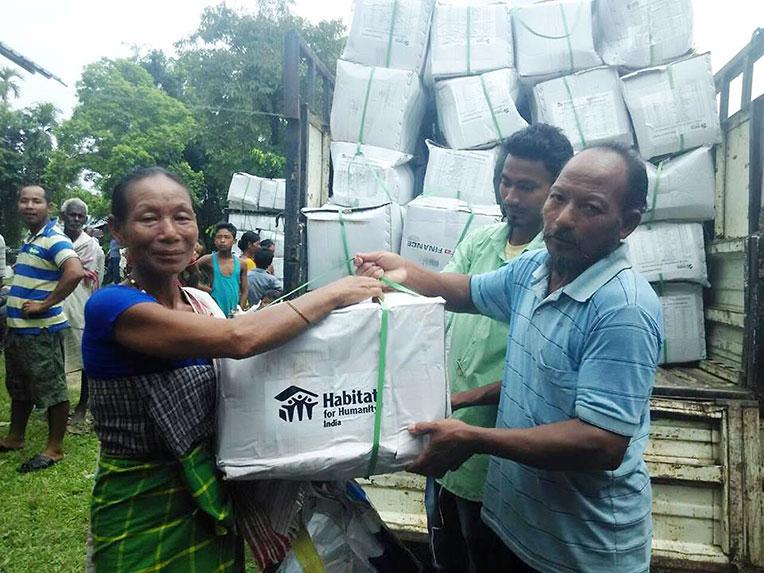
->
(17, 453, 60, 473)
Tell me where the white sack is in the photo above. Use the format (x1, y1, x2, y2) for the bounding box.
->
(258, 178, 286, 211)
(621, 53, 722, 159)
(532, 67, 634, 151)
(423, 141, 499, 206)
(342, 0, 435, 72)
(654, 282, 706, 365)
(227, 173, 262, 211)
(626, 222, 708, 285)
(228, 212, 280, 234)
(513, 0, 602, 81)
(331, 60, 426, 154)
(401, 197, 502, 271)
(216, 293, 448, 480)
(595, 0, 694, 69)
(435, 68, 528, 149)
(644, 146, 715, 223)
(330, 142, 415, 208)
(303, 203, 404, 289)
(429, 2, 514, 78)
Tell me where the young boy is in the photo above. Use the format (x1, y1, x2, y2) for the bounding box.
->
(196, 223, 248, 316)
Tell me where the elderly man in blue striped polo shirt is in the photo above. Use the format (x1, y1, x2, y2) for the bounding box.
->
(0, 185, 84, 473)
(356, 143, 663, 573)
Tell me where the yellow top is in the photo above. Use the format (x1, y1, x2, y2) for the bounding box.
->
(504, 241, 530, 261)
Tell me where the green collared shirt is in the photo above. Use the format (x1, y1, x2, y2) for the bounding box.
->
(438, 222, 545, 502)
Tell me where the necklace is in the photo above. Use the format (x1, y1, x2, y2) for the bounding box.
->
(126, 274, 145, 292)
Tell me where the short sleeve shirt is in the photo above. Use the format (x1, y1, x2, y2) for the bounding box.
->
(83, 285, 210, 379)
(8, 219, 78, 334)
(470, 244, 662, 573)
(438, 222, 545, 502)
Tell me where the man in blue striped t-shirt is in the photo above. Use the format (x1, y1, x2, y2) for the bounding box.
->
(0, 185, 84, 473)
(356, 144, 663, 573)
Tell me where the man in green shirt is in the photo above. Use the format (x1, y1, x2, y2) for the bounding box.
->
(426, 124, 573, 572)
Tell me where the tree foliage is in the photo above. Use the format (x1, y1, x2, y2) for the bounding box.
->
(0, 102, 58, 244)
(49, 59, 199, 198)
(6, 1, 346, 240)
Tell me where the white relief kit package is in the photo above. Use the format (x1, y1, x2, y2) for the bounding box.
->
(330, 60, 426, 154)
(342, 0, 435, 72)
(532, 67, 634, 151)
(512, 0, 602, 81)
(429, 1, 514, 79)
(401, 197, 502, 271)
(330, 142, 416, 208)
(626, 222, 708, 285)
(227, 173, 262, 211)
(435, 68, 528, 149)
(644, 146, 715, 223)
(303, 203, 404, 289)
(654, 282, 706, 365)
(595, 0, 693, 70)
(422, 141, 499, 206)
(258, 178, 287, 211)
(621, 53, 722, 159)
(216, 293, 449, 480)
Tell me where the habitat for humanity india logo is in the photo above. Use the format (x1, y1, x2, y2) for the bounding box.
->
(274, 386, 319, 422)
(274, 386, 378, 427)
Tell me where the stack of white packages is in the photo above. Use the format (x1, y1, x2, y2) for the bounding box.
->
(401, 197, 502, 271)
(592, 0, 718, 365)
(227, 173, 286, 211)
(303, 203, 405, 289)
(228, 211, 286, 277)
(429, 1, 526, 151)
(216, 292, 449, 480)
(317, 0, 437, 285)
(626, 222, 709, 364)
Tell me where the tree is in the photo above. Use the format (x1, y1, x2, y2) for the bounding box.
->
(0, 102, 58, 244)
(49, 59, 199, 199)
(142, 1, 345, 230)
(0, 67, 22, 104)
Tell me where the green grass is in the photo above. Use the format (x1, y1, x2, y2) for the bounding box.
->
(0, 357, 98, 573)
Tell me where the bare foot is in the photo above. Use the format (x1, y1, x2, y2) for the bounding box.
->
(0, 437, 25, 451)
(41, 447, 64, 462)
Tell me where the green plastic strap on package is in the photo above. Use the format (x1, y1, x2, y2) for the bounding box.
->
(466, 5, 472, 74)
(337, 209, 354, 276)
(646, 161, 665, 223)
(456, 208, 476, 249)
(384, 0, 399, 68)
(357, 67, 376, 146)
(270, 256, 358, 305)
(379, 276, 420, 297)
(347, 148, 393, 203)
(666, 65, 685, 152)
(479, 74, 504, 141)
(562, 76, 587, 149)
(367, 300, 389, 477)
(559, 3, 575, 73)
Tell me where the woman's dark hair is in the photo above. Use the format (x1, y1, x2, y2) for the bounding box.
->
(111, 166, 188, 222)
(238, 231, 260, 252)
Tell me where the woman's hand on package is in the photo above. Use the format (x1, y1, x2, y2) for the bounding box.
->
(354, 251, 407, 287)
(406, 419, 475, 478)
(326, 275, 384, 308)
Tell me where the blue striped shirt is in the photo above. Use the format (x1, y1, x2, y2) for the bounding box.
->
(8, 218, 78, 334)
(470, 244, 662, 573)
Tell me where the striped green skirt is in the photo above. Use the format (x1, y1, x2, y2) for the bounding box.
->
(91, 445, 241, 572)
